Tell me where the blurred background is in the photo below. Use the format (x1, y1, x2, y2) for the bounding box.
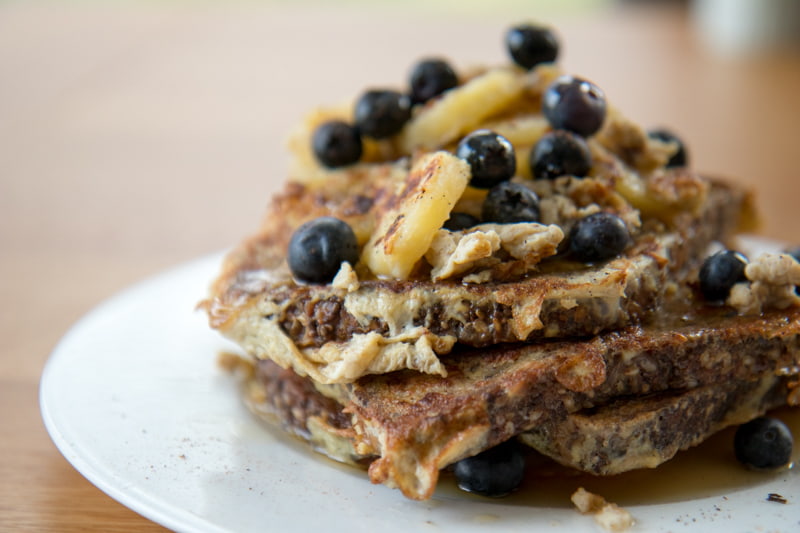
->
(2, 0, 799, 530)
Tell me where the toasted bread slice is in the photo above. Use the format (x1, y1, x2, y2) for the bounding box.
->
(226, 306, 800, 500)
(206, 174, 749, 384)
(518, 374, 789, 475)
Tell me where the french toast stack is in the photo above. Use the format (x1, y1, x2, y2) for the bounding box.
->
(203, 24, 800, 501)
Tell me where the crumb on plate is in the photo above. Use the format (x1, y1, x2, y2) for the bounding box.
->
(571, 487, 634, 532)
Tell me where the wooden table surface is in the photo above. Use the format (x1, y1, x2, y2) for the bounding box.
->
(2, 1, 799, 531)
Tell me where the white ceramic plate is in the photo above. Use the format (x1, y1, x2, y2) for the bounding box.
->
(41, 238, 799, 533)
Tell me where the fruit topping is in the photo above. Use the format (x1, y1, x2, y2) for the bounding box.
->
(543, 75, 607, 137)
(569, 212, 630, 263)
(530, 129, 593, 180)
(312, 120, 363, 168)
(482, 182, 541, 224)
(648, 128, 688, 168)
(456, 130, 517, 189)
(454, 440, 526, 497)
(443, 212, 480, 231)
(400, 68, 526, 153)
(354, 89, 412, 139)
(698, 250, 748, 302)
(409, 58, 459, 105)
(362, 152, 470, 279)
(734, 417, 794, 470)
(506, 23, 559, 70)
(288, 217, 359, 283)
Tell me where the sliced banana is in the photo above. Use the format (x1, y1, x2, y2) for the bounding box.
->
(399, 68, 527, 153)
(482, 114, 550, 179)
(362, 151, 470, 279)
(287, 104, 397, 184)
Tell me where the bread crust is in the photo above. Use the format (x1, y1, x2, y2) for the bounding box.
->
(237, 307, 800, 499)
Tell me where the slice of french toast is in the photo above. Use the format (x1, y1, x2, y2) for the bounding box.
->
(205, 165, 751, 385)
(202, 60, 759, 385)
(517, 374, 789, 476)
(225, 305, 800, 500)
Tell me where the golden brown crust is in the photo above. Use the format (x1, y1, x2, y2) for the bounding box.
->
(352, 309, 800, 498)
(204, 177, 748, 352)
(240, 306, 800, 500)
(520, 374, 789, 475)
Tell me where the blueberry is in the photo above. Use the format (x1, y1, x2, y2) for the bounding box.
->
(354, 89, 412, 139)
(734, 417, 793, 470)
(481, 182, 540, 224)
(698, 250, 748, 302)
(456, 130, 517, 189)
(543, 75, 607, 137)
(312, 120, 362, 168)
(569, 213, 630, 263)
(288, 217, 359, 284)
(506, 24, 559, 70)
(409, 58, 458, 104)
(530, 129, 593, 180)
(648, 128, 688, 168)
(454, 441, 526, 497)
(443, 212, 480, 231)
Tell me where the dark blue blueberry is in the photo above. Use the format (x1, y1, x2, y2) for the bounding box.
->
(409, 58, 458, 104)
(506, 24, 559, 70)
(648, 128, 688, 168)
(354, 89, 412, 139)
(569, 212, 630, 263)
(481, 182, 540, 224)
(456, 130, 517, 189)
(698, 250, 748, 302)
(454, 441, 526, 497)
(312, 120, 362, 168)
(734, 417, 793, 470)
(530, 129, 593, 180)
(288, 217, 359, 284)
(543, 75, 607, 137)
(443, 212, 480, 231)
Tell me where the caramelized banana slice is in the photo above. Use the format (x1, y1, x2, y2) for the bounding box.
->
(287, 104, 398, 184)
(400, 68, 527, 153)
(482, 114, 550, 179)
(363, 152, 470, 279)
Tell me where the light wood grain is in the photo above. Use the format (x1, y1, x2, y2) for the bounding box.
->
(2, 2, 798, 530)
